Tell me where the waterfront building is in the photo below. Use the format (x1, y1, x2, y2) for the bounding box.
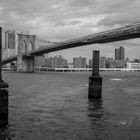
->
(45, 58, 51, 67)
(3, 31, 17, 60)
(106, 58, 112, 68)
(45, 55, 68, 68)
(100, 57, 106, 68)
(108, 59, 116, 68)
(89, 59, 92, 68)
(57, 55, 67, 68)
(5, 31, 16, 49)
(133, 58, 140, 63)
(115, 60, 126, 68)
(81, 57, 86, 68)
(106, 59, 125, 68)
(54, 56, 59, 67)
(68, 63, 74, 68)
(126, 57, 129, 63)
(127, 62, 140, 69)
(34, 55, 45, 67)
(50, 57, 54, 67)
(73, 57, 81, 68)
(115, 48, 119, 60)
(115, 46, 125, 60)
(89, 57, 106, 68)
(73, 57, 86, 68)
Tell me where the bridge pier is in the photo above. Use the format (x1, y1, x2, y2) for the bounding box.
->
(88, 51, 102, 99)
(0, 27, 9, 127)
(17, 55, 22, 71)
(17, 55, 34, 72)
(22, 56, 34, 72)
(0, 81, 9, 127)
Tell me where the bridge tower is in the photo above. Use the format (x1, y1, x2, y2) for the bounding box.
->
(17, 34, 36, 72)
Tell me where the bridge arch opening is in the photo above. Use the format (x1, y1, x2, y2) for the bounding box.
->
(21, 40, 26, 53)
(27, 41, 33, 52)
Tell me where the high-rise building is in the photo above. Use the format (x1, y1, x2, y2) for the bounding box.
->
(89, 59, 92, 68)
(81, 57, 86, 68)
(45, 58, 51, 67)
(73, 57, 86, 68)
(109, 59, 116, 68)
(106, 58, 114, 68)
(5, 31, 16, 49)
(106, 58, 126, 68)
(115, 60, 125, 68)
(115, 48, 119, 60)
(89, 57, 106, 68)
(115, 46, 125, 60)
(34, 55, 45, 67)
(54, 56, 59, 67)
(44, 55, 68, 68)
(58, 55, 67, 68)
(120, 46, 125, 60)
(50, 57, 54, 67)
(100, 57, 106, 68)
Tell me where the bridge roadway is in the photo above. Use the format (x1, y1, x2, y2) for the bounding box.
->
(2, 22, 140, 64)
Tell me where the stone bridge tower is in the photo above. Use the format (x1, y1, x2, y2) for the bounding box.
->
(17, 33, 36, 72)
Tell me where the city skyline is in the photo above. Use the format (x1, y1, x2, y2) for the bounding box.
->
(47, 45, 140, 63)
(40, 46, 140, 69)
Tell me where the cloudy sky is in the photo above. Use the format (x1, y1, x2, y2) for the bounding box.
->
(1, 0, 140, 62)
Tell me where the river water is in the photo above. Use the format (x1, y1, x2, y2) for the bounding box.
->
(0, 72, 140, 140)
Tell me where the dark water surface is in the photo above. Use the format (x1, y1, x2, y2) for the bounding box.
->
(0, 72, 140, 140)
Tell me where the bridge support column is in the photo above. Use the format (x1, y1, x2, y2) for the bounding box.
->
(17, 55, 22, 72)
(17, 55, 34, 72)
(88, 51, 102, 99)
(22, 56, 34, 72)
(0, 27, 9, 127)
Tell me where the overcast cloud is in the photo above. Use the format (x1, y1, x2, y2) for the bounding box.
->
(1, 0, 140, 61)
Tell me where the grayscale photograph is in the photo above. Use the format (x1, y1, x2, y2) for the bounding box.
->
(0, 0, 140, 140)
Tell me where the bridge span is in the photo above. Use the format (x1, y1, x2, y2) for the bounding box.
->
(30, 22, 140, 56)
(2, 22, 140, 71)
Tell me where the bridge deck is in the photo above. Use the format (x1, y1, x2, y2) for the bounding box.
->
(30, 23, 140, 55)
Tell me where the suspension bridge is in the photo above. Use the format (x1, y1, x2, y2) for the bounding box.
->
(2, 21, 140, 72)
